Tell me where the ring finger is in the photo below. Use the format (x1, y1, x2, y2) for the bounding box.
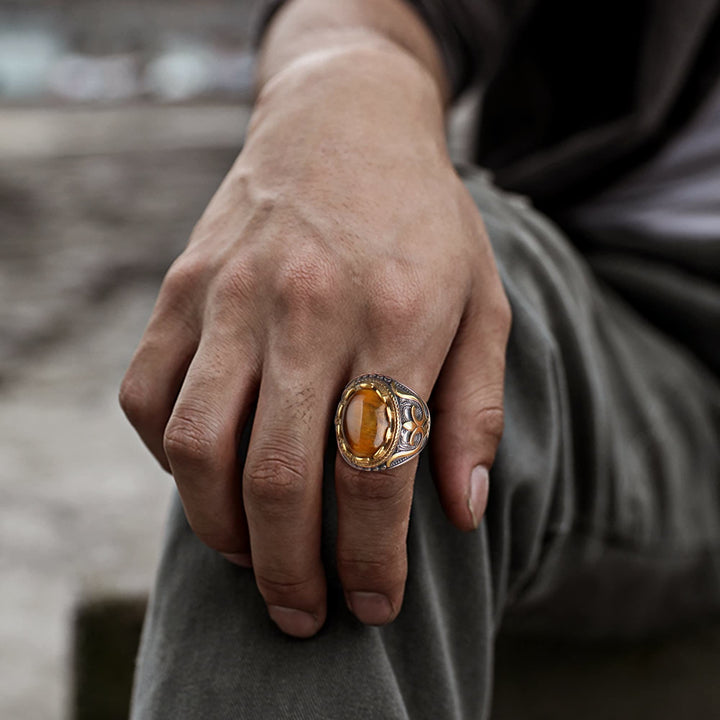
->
(334, 365, 433, 625)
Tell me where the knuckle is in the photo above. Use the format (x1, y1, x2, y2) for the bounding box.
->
(475, 405, 505, 445)
(367, 272, 424, 335)
(192, 526, 244, 554)
(340, 469, 408, 503)
(493, 292, 513, 334)
(274, 251, 340, 311)
(155, 256, 205, 328)
(118, 375, 149, 427)
(163, 411, 220, 468)
(213, 258, 257, 305)
(162, 255, 204, 299)
(254, 571, 317, 605)
(337, 553, 405, 587)
(244, 449, 309, 508)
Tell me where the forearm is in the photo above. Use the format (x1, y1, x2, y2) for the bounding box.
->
(255, 0, 451, 107)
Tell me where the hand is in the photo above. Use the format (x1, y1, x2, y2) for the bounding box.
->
(119, 45, 511, 637)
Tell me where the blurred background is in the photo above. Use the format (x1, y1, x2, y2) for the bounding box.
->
(0, 1, 262, 718)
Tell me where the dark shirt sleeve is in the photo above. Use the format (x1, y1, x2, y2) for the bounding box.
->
(253, 0, 538, 100)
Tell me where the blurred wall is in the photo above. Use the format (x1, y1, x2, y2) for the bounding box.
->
(0, 0, 260, 102)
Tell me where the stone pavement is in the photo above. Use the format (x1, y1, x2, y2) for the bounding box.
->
(0, 105, 248, 720)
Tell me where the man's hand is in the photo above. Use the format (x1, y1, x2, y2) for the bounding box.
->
(119, 41, 510, 638)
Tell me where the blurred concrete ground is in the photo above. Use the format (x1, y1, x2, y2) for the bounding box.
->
(0, 103, 248, 720)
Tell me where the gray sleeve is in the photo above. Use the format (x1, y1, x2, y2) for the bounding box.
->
(253, 0, 538, 100)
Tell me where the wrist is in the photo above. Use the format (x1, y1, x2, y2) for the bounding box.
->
(248, 41, 447, 153)
(256, 0, 451, 103)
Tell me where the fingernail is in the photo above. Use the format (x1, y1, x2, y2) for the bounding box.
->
(221, 552, 253, 568)
(468, 465, 489, 529)
(268, 606, 319, 638)
(347, 591, 393, 625)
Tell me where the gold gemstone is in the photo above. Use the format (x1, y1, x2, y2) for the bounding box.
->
(343, 387, 390, 458)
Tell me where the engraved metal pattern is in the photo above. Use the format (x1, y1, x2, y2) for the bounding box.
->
(335, 373, 431, 471)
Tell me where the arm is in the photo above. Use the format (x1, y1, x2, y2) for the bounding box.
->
(120, 0, 510, 637)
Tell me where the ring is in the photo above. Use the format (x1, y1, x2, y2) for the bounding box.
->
(335, 373, 431, 471)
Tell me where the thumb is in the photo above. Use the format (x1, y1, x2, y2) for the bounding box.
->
(430, 286, 511, 531)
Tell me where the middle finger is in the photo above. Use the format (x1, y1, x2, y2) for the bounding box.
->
(242, 357, 334, 638)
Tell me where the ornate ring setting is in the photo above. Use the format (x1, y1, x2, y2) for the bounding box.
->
(335, 373, 430, 471)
